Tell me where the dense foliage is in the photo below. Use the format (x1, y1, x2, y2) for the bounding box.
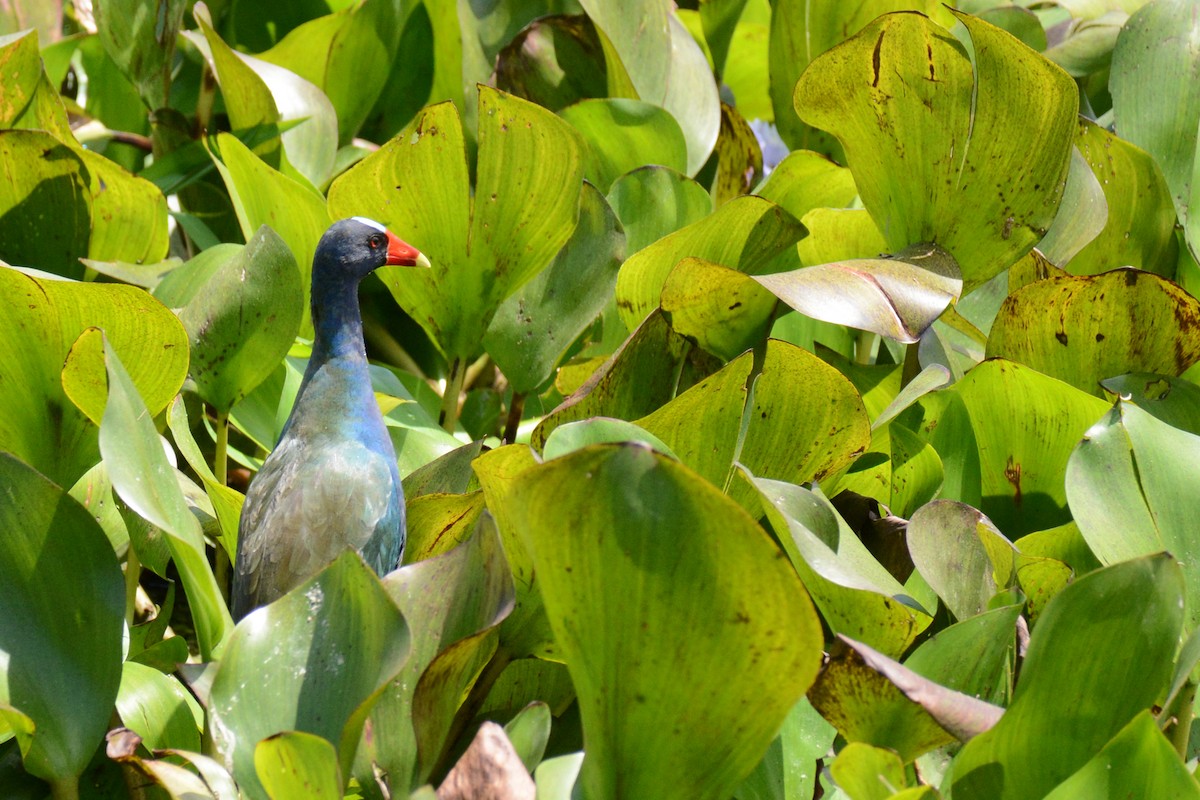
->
(2, 0, 1200, 798)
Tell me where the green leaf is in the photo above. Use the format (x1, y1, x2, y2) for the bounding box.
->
(358, 518, 514, 793)
(830, 743, 907, 800)
(542, 418, 677, 461)
(1067, 118, 1178, 275)
(0, 267, 188, 487)
(1036, 146, 1107, 268)
(754, 243, 961, 344)
(1100, 373, 1200, 434)
(93, 0, 187, 108)
(329, 87, 584, 362)
(402, 492, 486, 564)
(607, 165, 713, 254)
(494, 14, 608, 112)
(952, 359, 1108, 537)
(1110, 0, 1200, 259)
(115, 662, 203, 753)
(795, 10, 1077, 290)
(503, 702, 552, 775)
(559, 98, 687, 191)
(754, 150, 858, 222)
(986, 270, 1200, 395)
(1067, 400, 1200, 630)
(484, 182, 625, 393)
(660, 257, 778, 361)
(710, 102, 764, 205)
(210, 552, 410, 799)
(1043, 711, 1200, 799)
(179, 225, 303, 413)
(616, 195, 806, 329)
(951, 554, 1184, 800)
(255, 731, 342, 800)
(751, 475, 931, 658)
(907, 500, 1003, 621)
(99, 338, 233, 659)
(508, 444, 824, 800)
(166, 397, 245, 556)
(0, 453, 124, 788)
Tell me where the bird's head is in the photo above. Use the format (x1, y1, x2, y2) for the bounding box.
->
(315, 217, 431, 284)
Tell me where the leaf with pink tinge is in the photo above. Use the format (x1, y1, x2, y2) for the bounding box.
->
(753, 243, 961, 344)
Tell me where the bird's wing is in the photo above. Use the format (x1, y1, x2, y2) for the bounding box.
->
(232, 435, 398, 616)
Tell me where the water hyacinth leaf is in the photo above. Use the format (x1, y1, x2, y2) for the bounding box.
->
(329, 87, 584, 362)
(179, 225, 303, 413)
(606, 166, 713, 255)
(873, 364, 951, 431)
(402, 440, 486, 498)
(1036, 146, 1107, 268)
(255, 731, 342, 800)
(1067, 400, 1200, 630)
(401, 491, 486, 564)
(616, 195, 806, 329)
(167, 397, 245, 554)
(753, 243, 961, 344)
(710, 102, 764, 206)
(952, 359, 1108, 537)
(660, 257, 778, 361)
(509, 444, 823, 800)
(769, 0, 953, 158)
(559, 98, 687, 191)
(951, 554, 1184, 800)
(542, 418, 677, 461)
(640, 340, 870, 507)
(77, 147, 171, 268)
(190, 2, 337, 188)
(752, 475, 931, 658)
(0, 454, 124, 788)
(1100, 373, 1200, 435)
(754, 150, 859, 223)
(0, 268, 187, 488)
(485, 183, 625, 394)
(115, 662, 203, 753)
(1111, 0, 1200, 259)
(210, 553, 410, 799)
(93, 0, 187, 108)
(1043, 711, 1200, 800)
(797, 208, 889, 266)
(504, 701, 552, 774)
(208, 132, 332, 329)
(830, 743, 907, 800)
(359, 518, 514, 793)
(903, 603, 1022, 709)
(494, 14, 609, 112)
(986, 270, 1200, 396)
(907, 500, 1004, 621)
(795, 11, 1077, 290)
(1068, 118, 1178, 276)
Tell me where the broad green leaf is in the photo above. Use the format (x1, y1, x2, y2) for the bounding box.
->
(754, 243, 961, 344)
(116, 662, 203, 753)
(78, 147, 171, 267)
(736, 698, 835, 800)
(1068, 118, 1178, 275)
(190, 2, 337, 188)
(907, 500, 1002, 620)
(751, 475, 931, 658)
(797, 208, 889, 266)
(179, 225, 303, 412)
(504, 702, 552, 775)
(0, 267, 188, 486)
(208, 132, 332, 330)
(255, 731, 342, 800)
(99, 339, 233, 659)
(509, 444, 824, 800)
(616, 195, 806, 329)
(1036, 146, 1107, 268)
(639, 340, 870, 508)
(769, 0, 953, 158)
(1101, 373, 1200, 434)
(167, 397, 245, 555)
(359, 518, 514, 793)
(661, 257, 778, 361)
(952, 359, 1108, 537)
(210, 553, 409, 800)
(485, 183, 625, 393)
(402, 492, 486, 564)
(1111, 0, 1200, 259)
(986, 270, 1200, 395)
(1044, 11, 1126, 77)
(951, 554, 1183, 800)
(755, 150, 858, 222)
(1067, 400, 1200, 630)
(329, 87, 584, 362)
(559, 98, 687, 191)
(93, 0, 187, 108)
(795, 11, 1077, 290)
(607, 166, 713, 254)
(904, 603, 1021, 709)
(717, 3, 774, 123)
(830, 743, 907, 800)
(580, 3, 720, 174)
(899, 387, 982, 506)
(1043, 711, 1200, 799)
(710, 102, 764, 205)
(494, 14, 609, 112)
(543, 418, 677, 461)
(1013, 521, 1101, 577)
(402, 440, 485, 498)
(873, 365, 951, 431)
(0, 453, 124, 787)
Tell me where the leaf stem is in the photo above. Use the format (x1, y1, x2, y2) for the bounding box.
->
(124, 546, 142, 627)
(1162, 678, 1195, 758)
(503, 392, 526, 444)
(214, 408, 229, 486)
(440, 358, 465, 434)
(854, 331, 877, 365)
(50, 777, 80, 800)
(900, 341, 921, 388)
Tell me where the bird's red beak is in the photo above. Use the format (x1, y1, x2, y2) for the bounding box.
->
(386, 231, 431, 268)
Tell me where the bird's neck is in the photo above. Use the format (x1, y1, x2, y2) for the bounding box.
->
(308, 281, 367, 366)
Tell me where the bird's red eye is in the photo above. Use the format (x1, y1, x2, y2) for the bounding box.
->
(369, 235, 386, 250)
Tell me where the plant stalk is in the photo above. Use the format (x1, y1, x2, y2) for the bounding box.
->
(1162, 678, 1196, 758)
(503, 392, 526, 444)
(854, 331, 878, 365)
(50, 777, 80, 800)
(439, 358, 465, 434)
(213, 408, 232, 600)
(124, 546, 142, 627)
(900, 341, 922, 388)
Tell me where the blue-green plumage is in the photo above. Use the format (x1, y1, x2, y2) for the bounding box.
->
(231, 217, 429, 620)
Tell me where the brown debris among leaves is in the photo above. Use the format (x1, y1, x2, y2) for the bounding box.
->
(437, 722, 535, 800)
